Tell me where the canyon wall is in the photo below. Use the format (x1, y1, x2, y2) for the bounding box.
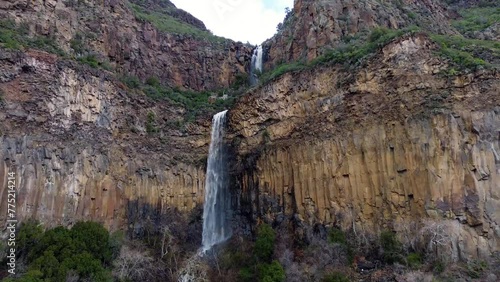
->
(263, 0, 457, 70)
(0, 49, 210, 229)
(229, 34, 500, 260)
(0, 0, 251, 91)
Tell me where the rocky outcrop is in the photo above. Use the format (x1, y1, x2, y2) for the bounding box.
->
(262, 0, 457, 70)
(0, 49, 210, 229)
(0, 0, 252, 91)
(229, 34, 500, 260)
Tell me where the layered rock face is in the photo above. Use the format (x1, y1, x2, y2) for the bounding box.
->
(0, 0, 251, 91)
(0, 49, 210, 229)
(263, 0, 456, 70)
(229, 34, 500, 260)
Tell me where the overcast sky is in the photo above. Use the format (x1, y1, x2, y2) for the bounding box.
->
(170, 0, 294, 45)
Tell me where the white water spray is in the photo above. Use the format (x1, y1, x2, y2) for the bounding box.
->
(251, 45, 263, 73)
(201, 110, 232, 252)
(250, 45, 263, 85)
(179, 110, 232, 282)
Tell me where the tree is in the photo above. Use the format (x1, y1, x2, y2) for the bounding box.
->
(70, 221, 113, 264)
(258, 260, 286, 282)
(113, 245, 155, 281)
(255, 224, 276, 262)
(420, 219, 460, 263)
(17, 220, 44, 257)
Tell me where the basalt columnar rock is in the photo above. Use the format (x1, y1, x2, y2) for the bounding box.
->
(262, 0, 457, 70)
(0, 0, 251, 91)
(1, 0, 499, 264)
(0, 49, 210, 229)
(0, 0, 252, 230)
(229, 34, 500, 260)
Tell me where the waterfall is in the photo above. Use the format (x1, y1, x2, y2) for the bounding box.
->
(250, 45, 263, 85)
(178, 111, 231, 281)
(202, 110, 231, 252)
(252, 45, 263, 73)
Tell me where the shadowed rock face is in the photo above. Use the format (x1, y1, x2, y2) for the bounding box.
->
(0, 0, 252, 91)
(228, 34, 500, 260)
(263, 0, 457, 70)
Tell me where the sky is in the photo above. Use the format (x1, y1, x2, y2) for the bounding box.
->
(170, 0, 294, 45)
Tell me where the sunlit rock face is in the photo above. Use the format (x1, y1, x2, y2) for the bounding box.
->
(263, 0, 456, 70)
(229, 34, 500, 260)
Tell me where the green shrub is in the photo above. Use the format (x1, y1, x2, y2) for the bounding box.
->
(146, 111, 158, 133)
(380, 230, 403, 264)
(146, 76, 160, 87)
(120, 75, 141, 89)
(0, 19, 26, 50)
(257, 260, 286, 282)
(109, 230, 125, 259)
(2, 270, 44, 282)
(453, 7, 500, 34)
(433, 260, 445, 274)
(0, 19, 65, 55)
(70, 221, 113, 265)
(70, 33, 85, 54)
(129, 3, 225, 43)
(466, 260, 488, 279)
(406, 252, 422, 268)
(232, 73, 249, 89)
(77, 55, 112, 70)
(15, 221, 114, 281)
(17, 220, 44, 256)
(322, 272, 350, 282)
(259, 61, 306, 83)
(27, 36, 65, 56)
(239, 267, 254, 282)
(120, 74, 241, 122)
(429, 34, 496, 70)
(328, 228, 347, 245)
(254, 223, 276, 262)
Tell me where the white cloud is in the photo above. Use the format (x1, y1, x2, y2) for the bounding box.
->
(170, 0, 294, 45)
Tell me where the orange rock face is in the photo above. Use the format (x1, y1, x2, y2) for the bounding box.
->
(229, 34, 500, 260)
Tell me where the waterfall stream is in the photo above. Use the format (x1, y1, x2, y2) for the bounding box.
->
(202, 110, 231, 251)
(252, 45, 263, 73)
(250, 45, 263, 85)
(179, 110, 231, 282)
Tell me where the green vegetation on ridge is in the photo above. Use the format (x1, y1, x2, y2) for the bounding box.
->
(0, 20, 64, 56)
(430, 34, 499, 71)
(259, 26, 420, 84)
(452, 7, 500, 34)
(259, 25, 499, 85)
(120, 74, 244, 123)
(129, 2, 226, 43)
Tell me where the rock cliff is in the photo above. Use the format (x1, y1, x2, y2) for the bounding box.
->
(262, 0, 457, 70)
(0, 0, 251, 91)
(229, 34, 500, 260)
(0, 49, 210, 229)
(1, 0, 499, 264)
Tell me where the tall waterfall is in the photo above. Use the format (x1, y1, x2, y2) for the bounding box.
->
(202, 110, 231, 252)
(250, 45, 263, 85)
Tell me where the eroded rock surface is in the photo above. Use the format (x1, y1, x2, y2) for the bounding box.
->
(263, 0, 457, 70)
(0, 49, 209, 229)
(0, 0, 251, 91)
(229, 34, 500, 260)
